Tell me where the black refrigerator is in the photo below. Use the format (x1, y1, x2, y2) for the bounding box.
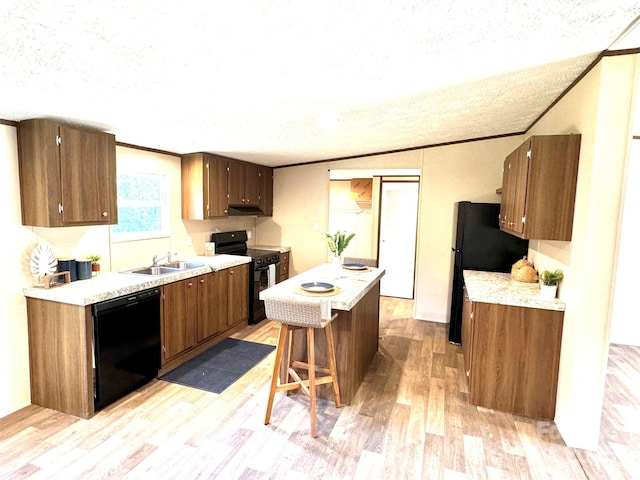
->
(448, 201, 529, 344)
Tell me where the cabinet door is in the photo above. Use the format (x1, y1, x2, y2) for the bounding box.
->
(198, 271, 229, 341)
(206, 155, 229, 218)
(499, 156, 514, 230)
(511, 144, 530, 235)
(227, 263, 249, 327)
(243, 163, 260, 206)
(162, 279, 198, 362)
(461, 288, 474, 381)
(228, 161, 260, 206)
(59, 125, 117, 225)
(197, 273, 217, 341)
(227, 160, 245, 205)
(500, 144, 529, 235)
(258, 166, 273, 216)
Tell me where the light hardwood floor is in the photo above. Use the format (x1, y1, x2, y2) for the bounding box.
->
(1, 297, 638, 479)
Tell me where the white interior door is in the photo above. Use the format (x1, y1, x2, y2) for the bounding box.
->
(378, 181, 419, 298)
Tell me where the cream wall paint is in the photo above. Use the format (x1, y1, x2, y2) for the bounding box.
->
(610, 141, 640, 346)
(609, 69, 640, 345)
(0, 125, 36, 418)
(416, 136, 524, 322)
(526, 54, 638, 450)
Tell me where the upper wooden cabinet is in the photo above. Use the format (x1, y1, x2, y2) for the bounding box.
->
(182, 153, 273, 218)
(181, 152, 229, 219)
(228, 160, 260, 206)
(18, 119, 117, 227)
(499, 134, 581, 241)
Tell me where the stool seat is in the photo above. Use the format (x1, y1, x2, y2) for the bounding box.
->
(264, 298, 341, 437)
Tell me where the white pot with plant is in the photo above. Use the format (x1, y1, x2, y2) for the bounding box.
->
(540, 269, 564, 299)
(325, 231, 355, 277)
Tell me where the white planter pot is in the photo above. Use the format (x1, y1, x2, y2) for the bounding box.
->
(540, 284, 558, 300)
(331, 255, 342, 279)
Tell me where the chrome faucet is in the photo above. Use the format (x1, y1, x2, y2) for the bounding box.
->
(152, 251, 177, 266)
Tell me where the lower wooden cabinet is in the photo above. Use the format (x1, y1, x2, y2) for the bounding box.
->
(279, 252, 290, 281)
(162, 277, 199, 362)
(462, 298, 564, 420)
(161, 265, 249, 365)
(227, 263, 249, 327)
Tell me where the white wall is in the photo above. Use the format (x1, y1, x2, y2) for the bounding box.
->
(0, 124, 37, 418)
(609, 136, 640, 344)
(415, 136, 523, 322)
(527, 54, 638, 449)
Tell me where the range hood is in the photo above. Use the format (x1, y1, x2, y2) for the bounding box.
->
(227, 205, 264, 216)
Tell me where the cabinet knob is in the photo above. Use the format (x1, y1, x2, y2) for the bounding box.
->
(102, 211, 108, 217)
(188, 282, 193, 287)
(230, 270, 234, 274)
(200, 279, 205, 283)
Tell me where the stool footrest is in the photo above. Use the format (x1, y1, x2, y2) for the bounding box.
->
(277, 375, 336, 393)
(291, 360, 331, 375)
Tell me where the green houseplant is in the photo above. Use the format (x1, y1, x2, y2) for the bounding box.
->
(325, 231, 356, 258)
(325, 231, 355, 278)
(540, 268, 563, 299)
(541, 269, 564, 286)
(88, 254, 102, 273)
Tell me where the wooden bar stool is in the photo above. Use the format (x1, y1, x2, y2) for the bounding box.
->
(264, 298, 341, 437)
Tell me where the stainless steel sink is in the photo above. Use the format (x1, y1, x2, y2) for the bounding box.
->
(162, 260, 204, 270)
(125, 266, 181, 276)
(122, 261, 205, 276)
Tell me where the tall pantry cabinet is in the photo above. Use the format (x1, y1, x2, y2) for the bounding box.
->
(17, 119, 118, 227)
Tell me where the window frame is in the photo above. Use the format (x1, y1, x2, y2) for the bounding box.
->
(110, 171, 171, 243)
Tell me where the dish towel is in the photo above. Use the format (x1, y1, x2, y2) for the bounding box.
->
(268, 263, 276, 288)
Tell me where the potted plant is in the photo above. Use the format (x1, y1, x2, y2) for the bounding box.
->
(540, 268, 564, 299)
(325, 231, 355, 276)
(88, 254, 102, 274)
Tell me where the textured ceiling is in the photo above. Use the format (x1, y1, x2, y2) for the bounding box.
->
(1, 1, 639, 166)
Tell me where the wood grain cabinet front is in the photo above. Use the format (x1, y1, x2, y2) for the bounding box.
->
(499, 134, 581, 241)
(257, 165, 274, 216)
(161, 277, 199, 362)
(18, 119, 117, 227)
(227, 263, 249, 327)
(279, 251, 290, 281)
(228, 160, 260, 207)
(466, 300, 564, 420)
(181, 152, 230, 219)
(161, 266, 249, 368)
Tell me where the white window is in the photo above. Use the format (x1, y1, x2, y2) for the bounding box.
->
(111, 172, 170, 242)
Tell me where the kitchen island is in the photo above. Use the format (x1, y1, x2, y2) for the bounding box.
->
(260, 263, 385, 405)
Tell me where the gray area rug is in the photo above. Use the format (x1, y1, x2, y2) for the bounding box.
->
(159, 338, 275, 394)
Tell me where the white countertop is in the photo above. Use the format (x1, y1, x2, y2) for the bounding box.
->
(463, 270, 565, 311)
(23, 255, 251, 306)
(259, 263, 385, 311)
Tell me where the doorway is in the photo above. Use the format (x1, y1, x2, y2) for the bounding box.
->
(378, 179, 419, 298)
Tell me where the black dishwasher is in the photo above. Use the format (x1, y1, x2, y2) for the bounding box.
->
(92, 288, 161, 411)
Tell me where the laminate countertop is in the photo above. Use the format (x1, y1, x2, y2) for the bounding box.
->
(23, 255, 251, 306)
(463, 270, 565, 311)
(260, 263, 385, 311)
